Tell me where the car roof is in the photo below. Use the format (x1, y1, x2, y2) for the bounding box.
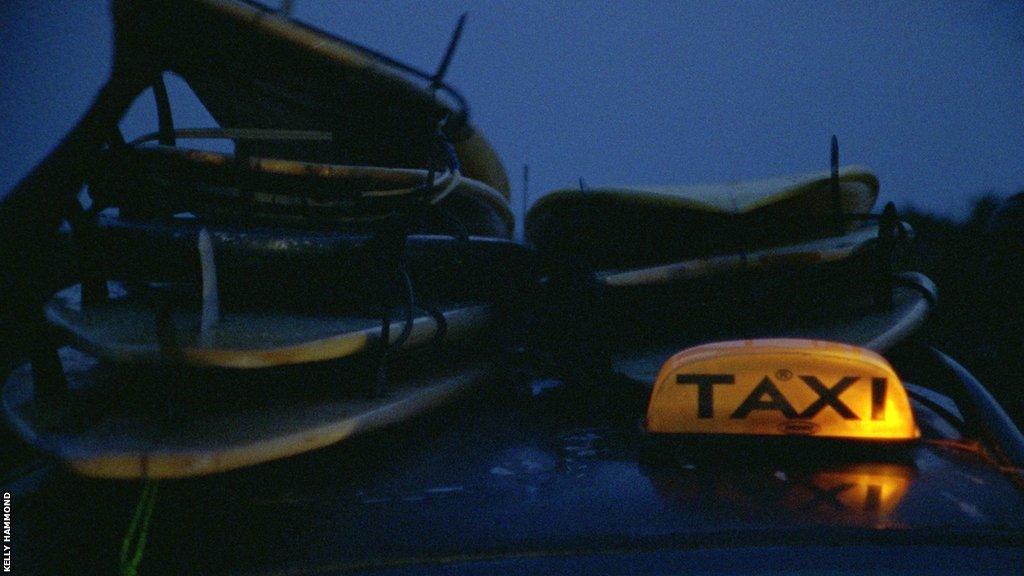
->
(99, 376, 1019, 574)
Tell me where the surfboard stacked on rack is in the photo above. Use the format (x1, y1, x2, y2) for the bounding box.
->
(1, 0, 530, 479)
(0, 0, 941, 481)
(525, 140, 935, 383)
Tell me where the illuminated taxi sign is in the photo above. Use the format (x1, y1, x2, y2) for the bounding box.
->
(645, 339, 919, 440)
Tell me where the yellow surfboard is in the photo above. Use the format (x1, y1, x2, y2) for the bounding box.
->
(599, 224, 889, 287)
(612, 273, 935, 384)
(45, 284, 491, 369)
(112, 0, 510, 195)
(526, 167, 879, 271)
(107, 145, 514, 238)
(2, 347, 492, 478)
(530, 166, 878, 216)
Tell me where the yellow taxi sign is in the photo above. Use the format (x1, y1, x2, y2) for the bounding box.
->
(645, 339, 919, 440)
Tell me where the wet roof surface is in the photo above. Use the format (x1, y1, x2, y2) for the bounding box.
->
(18, 374, 1023, 574)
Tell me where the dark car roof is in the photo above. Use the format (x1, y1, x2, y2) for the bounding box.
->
(12, 373, 1024, 574)
(135, 378, 1024, 571)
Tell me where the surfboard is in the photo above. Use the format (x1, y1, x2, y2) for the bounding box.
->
(525, 167, 879, 270)
(2, 346, 493, 478)
(532, 167, 878, 215)
(599, 224, 886, 287)
(611, 273, 936, 384)
(45, 284, 491, 369)
(1, 0, 506, 321)
(97, 145, 513, 238)
(74, 215, 535, 309)
(111, 0, 510, 195)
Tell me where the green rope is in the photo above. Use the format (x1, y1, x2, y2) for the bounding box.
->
(120, 480, 159, 576)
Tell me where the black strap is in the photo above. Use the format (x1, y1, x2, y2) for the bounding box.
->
(830, 135, 843, 235)
(152, 74, 175, 147)
(368, 23, 471, 392)
(419, 303, 448, 347)
(873, 202, 901, 309)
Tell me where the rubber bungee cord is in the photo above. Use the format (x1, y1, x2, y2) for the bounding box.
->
(370, 14, 468, 393)
(427, 134, 463, 205)
(375, 268, 416, 394)
(372, 127, 458, 392)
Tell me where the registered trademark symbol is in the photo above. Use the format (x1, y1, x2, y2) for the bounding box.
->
(776, 369, 793, 381)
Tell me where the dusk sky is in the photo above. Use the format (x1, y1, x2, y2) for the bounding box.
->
(2, 0, 1022, 229)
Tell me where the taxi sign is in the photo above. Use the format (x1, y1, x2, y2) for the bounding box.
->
(645, 339, 919, 440)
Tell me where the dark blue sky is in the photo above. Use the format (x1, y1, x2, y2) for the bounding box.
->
(2, 0, 1022, 227)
